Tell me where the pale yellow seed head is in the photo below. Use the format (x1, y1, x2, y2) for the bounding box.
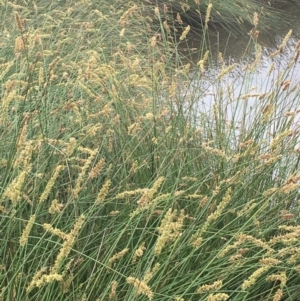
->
(17, 120, 27, 149)
(109, 281, 118, 299)
(279, 29, 292, 53)
(262, 103, 275, 122)
(229, 254, 243, 261)
(203, 188, 231, 230)
(218, 52, 224, 65)
(118, 5, 138, 25)
(191, 237, 203, 248)
(176, 13, 183, 24)
(197, 280, 222, 293)
(129, 160, 138, 175)
(126, 276, 153, 300)
(132, 242, 146, 263)
(268, 62, 275, 75)
(14, 11, 23, 31)
(14, 36, 24, 53)
(28, 274, 63, 291)
(128, 122, 138, 135)
(39, 165, 64, 203)
(48, 199, 64, 214)
(2, 169, 28, 205)
(154, 209, 185, 255)
(179, 25, 191, 41)
(119, 28, 125, 37)
(207, 293, 229, 301)
(253, 12, 259, 27)
(259, 257, 281, 266)
(143, 263, 160, 284)
(272, 289, 283, 301)
(163, 20, 170, 34)
(0, 205, 7, 213)
(198, 59, 205, 73)
(251, 44, 262, 72)
(51, 215, 85, 274)
(39, 67, 44, 86)
(205, 3, 213, 29)
(108, 248, 129, 267)
(270, 130, 292, 149)
(73, 149, 98, 199)
(217, 64, 238, 80)
(241, 266, 270, 290)
(43, 223, 69, 240)
(150, 36, 157, 47)
(266, 272, 287, 288)
(26, 267, 48, 293)
(95, 179, 112, 205)
(130, 193, 171, 218)
(152, 137, 158, 145)
(19, 215, 35, 247)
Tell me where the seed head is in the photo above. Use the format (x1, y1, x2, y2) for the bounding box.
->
(20, 215, 35, 246)
(179, 25, 191, 41)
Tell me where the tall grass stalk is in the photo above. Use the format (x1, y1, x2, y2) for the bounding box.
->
(1, 1, 300, 300)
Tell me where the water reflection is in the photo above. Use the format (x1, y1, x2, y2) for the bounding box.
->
(178, 1, 300, 128)
(181, 1, 300, 64)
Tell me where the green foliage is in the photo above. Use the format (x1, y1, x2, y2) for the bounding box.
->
(0, 1, 300, 300)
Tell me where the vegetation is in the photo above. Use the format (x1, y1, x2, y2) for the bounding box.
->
(157, 0, 284, 32)
(1, 0, 300, 300)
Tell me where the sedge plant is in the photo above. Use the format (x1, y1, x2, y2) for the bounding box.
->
(0, 1, 300, 301)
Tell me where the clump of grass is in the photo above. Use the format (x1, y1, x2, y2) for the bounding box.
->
(1, 1, 300, 300)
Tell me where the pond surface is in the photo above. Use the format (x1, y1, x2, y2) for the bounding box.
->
(179, 1, 300, 127)
(183, 1, 300, 65)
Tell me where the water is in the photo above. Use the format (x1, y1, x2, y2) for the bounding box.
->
(178, 1, 300, 129)
(182, 1, 300, 64)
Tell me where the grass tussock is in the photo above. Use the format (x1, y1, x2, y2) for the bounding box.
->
(1, 0, 300, 300)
